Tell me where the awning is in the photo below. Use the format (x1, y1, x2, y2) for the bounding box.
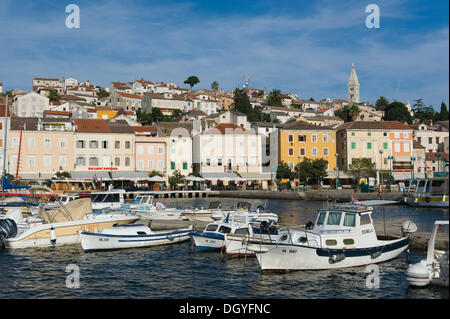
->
(201, 172, 243, 181)
(184, 175, 205, 182)
(71, 171, 151, 181)
(148, 175, 166, 182)
(239, 172, 272, 181)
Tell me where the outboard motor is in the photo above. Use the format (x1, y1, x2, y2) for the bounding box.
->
(0, 218, 18, 248)
(305, 221, 314, 230)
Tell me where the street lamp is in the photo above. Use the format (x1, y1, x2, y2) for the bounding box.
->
(410, 156, 416, 182)
(379, 149, 384, 187)
(297, 155, 301, 190)
(387, 155, 394, 190)
(335, 153, 340, 189)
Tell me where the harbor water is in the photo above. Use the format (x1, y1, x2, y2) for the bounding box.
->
(0, 198, 448, 299)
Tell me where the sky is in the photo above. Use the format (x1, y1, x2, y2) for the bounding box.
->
(0, 0, 448, 109)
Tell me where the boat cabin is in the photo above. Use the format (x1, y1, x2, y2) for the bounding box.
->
(413, 178, 449, 196)
(277, 205, 378, 249)
(90, 189, 126, 209)
(203, 220, 253, 237)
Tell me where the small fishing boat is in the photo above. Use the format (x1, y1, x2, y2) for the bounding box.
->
(246, 204, 415, 273)
(183, 201, 234, 222)
(80, 224, 194, 252)
(210, 202, 279, 224)
(404, 177, 449, 208)
(41, 194, 80, 210)
(405, 220, 449, 287)
(125, 195, 188, 221)
(90, 189, 126, 210)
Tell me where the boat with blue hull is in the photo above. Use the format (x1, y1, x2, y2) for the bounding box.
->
(246, 204, 415, 273)
(80, 224, 194, 251)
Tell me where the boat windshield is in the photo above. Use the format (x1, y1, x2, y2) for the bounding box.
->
(317, 211, 327, 225)
(234, 228, 249, 235)
(205, 224, 218, 232)
(218, 226, 232, 234)
(91, 193, 121, 203)
(327, 212, 342, 226)
(343, 213, 356, 227)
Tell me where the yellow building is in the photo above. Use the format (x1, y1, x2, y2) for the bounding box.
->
(270, 120, 337, 171)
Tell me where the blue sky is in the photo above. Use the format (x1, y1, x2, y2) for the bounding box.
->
(0, 0, 448, 109)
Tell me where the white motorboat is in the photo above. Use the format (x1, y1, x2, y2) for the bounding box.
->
(246, 204, 414, 273)
(224, 220, 278, 259)
(0, 198, 139, 249)
(183, 201, 234, 222)
(404, 177, 449, 208)
(125, 195, 188, 221)
(80, 224, 194, 252)
(40, 194, 80, 210)
(405, 220, 449, 287)
(210, 202, 279, 224)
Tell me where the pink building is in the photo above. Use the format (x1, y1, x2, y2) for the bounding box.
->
(132, 126, 166, 174)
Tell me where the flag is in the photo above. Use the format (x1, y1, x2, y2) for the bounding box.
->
(351, 194, 359, 204)
(93, 174, 98, 183)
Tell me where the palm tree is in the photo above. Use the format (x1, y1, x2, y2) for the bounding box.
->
(267, 89, 282, 106)
(210, 81, 219, 91)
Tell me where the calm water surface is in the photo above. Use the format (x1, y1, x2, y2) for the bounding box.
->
(0, 198, 448, 299)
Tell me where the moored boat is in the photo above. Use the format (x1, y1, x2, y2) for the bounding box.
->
(210, 202, 279, 224)
(247, 204, 414, 273)
(404, 177, 449, 208)
(405, 220, 449, 287)
(80, 224, 194, 252)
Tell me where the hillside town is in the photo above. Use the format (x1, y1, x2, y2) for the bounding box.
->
(0, 65, 449, 193)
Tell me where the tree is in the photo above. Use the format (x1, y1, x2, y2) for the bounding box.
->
(294, 158, 328, 187)
(149, 170, 163, 177)
(168, 169, 184, 189)
(210, 81, 219, 92)
(267, 89, 282, 106)
(335, 104, 361, 122)
(439, 102, 449, 121)
(384, 101, 413, 124)
(375, 96, 389, 110)
(184, 76, 200, 90)
(348, 158, 376, 188)
(48, 89, 60, 102)
(97, 88, 109, 98)
(276, 161, 293, 179)
(55, 171, 71, 179)
(411, 99, 434, 124)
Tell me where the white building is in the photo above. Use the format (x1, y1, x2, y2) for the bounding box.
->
(142, 92, 191, 115)
(12, 92, 50, 117)
(410, 123, 449, 153)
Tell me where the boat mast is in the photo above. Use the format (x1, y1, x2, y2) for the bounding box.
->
(2, 95, 8, 199)
(15, 122, 23, 180)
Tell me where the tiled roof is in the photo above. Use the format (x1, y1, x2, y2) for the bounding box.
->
(203, 123, 251, 135)
(116, 91, 142, 99)
(44, 110, 72, 116)
(425, 152, 449, 161)
(131, 126, 157, 133)
(336, 121, 411, 131)
(73, 119, 111, 133)
(283, 120, 335, 131)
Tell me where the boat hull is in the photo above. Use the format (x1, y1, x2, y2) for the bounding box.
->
(252, 237, 410, 272)
(224, 233, 278, 259)
(80, 228, 193, 251)
(406, 195, 449, 208)
(5, 215, 139, 249)
(190, 232, 224, 251)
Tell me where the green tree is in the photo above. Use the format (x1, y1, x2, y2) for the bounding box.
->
(149, 170, 163, 177)
(48, 89, 60, 102)
(168, 170, 184, 189)
(97, 88, 109, 98)
(411, 99, 434, 124)
(439, 102, 449, 121)
(335, 104, 361, 122)
(276, 161, 293, 180)
(267, 89, 282, 106)
(384, 101, 413, 124)
(375, 96, 389, 110)
(210, 81, 219, 92)
(55, 171, 71, 179)
(294, 158, 328, 187)
(348, 158, 376, 188)
(184, 76, 200, 90)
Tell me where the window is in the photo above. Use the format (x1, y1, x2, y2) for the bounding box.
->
(351, 132, 355, 136)
(102, 141, 108, 149)
(76, 156, 85, 166)
(157, 160, 164, 170)
(351, 142, 356, 150)
(394, 132, 400, 138)
(288, 134, 293, 143)
(89, 157, 98, 166)
(325, 240, 337, 246)
(115, 157, 120, 166)
(148, 160, 154, 170)
(235, 228, 249, 235)
(436, 137, 440, 144)
(288, 148, 294, 156)
(428, 137, 432, 144)
(343, 213, 356, 227)
(218, 226, 231, 234)
(323, 134, 328, 143)
(115, 141, 120, 149)
(171, 162, 175, 170)
(327, 212, 342, 225)
(158, 146, 164, 155)
(298, 135, 306, 142)
(183, 162, 188, 170)
(367, 142, 372, 150)
(317, 212, 327, 225)
(59, 156, 67, 168)
(206, 158, 211, 166)
(403, 143, 409, 152)
(147, 146, 154, 155)
(299, 148, 305, 156)
(28, 138, 36, 149)
(44, 155, 52, 167)
(394, 142, 400, 152)
(77, 140, 85, 148)
(343, 239, 355, 245)
(323, 148, 329, 156)
(125, 157, 130, 166)
(383, 142, 388, 150)
(137, 160, 144, 171)
(59, 139, 66, 149)
(312, 148, 318, 156)
(90, 140, 98, 149)
(44, 138, 51, 149)
(311, 134, 317, 142)
(368, 132, 371, 137)
(137, 145, 144, 155)
(360, 214, 372, 225)
(171, 146, 176, 154)
(125, 141, 131, 149)
(404, 132, 409, 138)
(205, 224, 218, 232)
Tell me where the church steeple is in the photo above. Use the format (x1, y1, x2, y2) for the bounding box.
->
(348, 63, 360, 104)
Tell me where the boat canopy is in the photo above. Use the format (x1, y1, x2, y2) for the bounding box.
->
(40, 198, 92, 223)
